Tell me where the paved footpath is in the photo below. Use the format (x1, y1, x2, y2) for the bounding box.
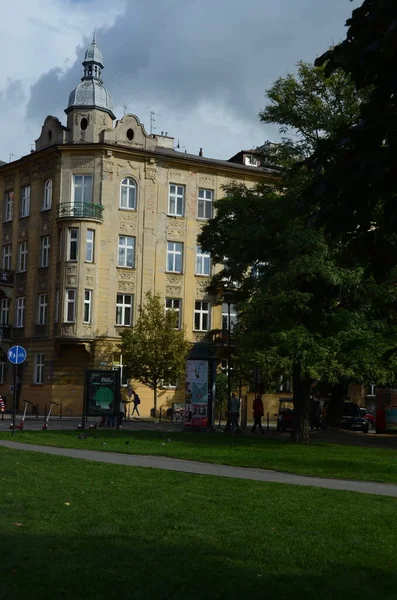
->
(1, 440, 397, 498)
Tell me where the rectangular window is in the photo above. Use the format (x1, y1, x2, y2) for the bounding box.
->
(55, 289, 60, 323)
(73, 175, 92, 204)
(222, 304, 237, 330)
(16, 296, 25, 328)
(113, 353, 128, 386)
(68, 228, 78, 261)
(43, 179, 52, 210)
(83, 290, 92, 323)
(167, 241, 183, 273)
(0, 362, 4, 384)
(20, 185, 30, 218)
(118, 236, 135, 268)
(34, 353, 44, 385)
(116, 294, 133, 326)
(18, 242, 28, 272)
(65, 289, 76, 323)
(168, 184, 185, 217)
(2, 245, 11, 270)
(197, 189, 213, 219)
(37, 293, 48, 325)
(4, 191, 13, 222)
(196, 246, 211, 276)
(40, 236, 50, 268)
(1, 299, 9, 325)
(194, 300, 210, 331)
(86, 229, 95, 262)
(165, 298, 181, 329)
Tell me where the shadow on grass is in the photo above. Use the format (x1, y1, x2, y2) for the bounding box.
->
(1, 533, 395, 600)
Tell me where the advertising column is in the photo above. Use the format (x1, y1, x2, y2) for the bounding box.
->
(184, 360, 209, 427)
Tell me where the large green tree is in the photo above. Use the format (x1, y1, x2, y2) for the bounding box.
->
(200, 60, 396, 441)
(120, 292, 191, 416)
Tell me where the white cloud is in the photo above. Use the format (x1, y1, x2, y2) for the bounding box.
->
(0, 0, 355, 162)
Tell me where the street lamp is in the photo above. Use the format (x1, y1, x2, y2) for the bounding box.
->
(223, 290, 234, 416)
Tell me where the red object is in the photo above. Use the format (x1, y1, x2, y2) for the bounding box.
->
(376, 388, 397, 432)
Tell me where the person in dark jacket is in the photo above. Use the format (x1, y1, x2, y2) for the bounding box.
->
(251, 395, 265, 434)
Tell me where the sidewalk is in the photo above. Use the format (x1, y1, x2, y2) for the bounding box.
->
(1, 440, 397, 498)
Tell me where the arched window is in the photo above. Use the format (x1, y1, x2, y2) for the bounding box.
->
(43, 179, 52, 211)
(120, 178, 137, 210)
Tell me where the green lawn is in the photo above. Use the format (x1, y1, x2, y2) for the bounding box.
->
(2, 429, 397, 484)
(0, 447, 396, 600)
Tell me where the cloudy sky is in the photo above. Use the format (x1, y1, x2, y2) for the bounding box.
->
(0, 0, 356, 162)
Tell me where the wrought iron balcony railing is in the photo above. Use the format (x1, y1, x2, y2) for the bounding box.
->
(0, 269, 14, 284)
(57, 202, 104, 221)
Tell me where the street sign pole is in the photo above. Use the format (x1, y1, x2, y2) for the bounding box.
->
(12, 363, 17, 436)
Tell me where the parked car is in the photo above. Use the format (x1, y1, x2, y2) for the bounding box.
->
(342, 402, 369, 433)
(276, 398, 295, 432)
(359, 408, 375, 430)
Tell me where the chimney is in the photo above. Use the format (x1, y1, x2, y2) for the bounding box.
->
(199, 148, 203, 157)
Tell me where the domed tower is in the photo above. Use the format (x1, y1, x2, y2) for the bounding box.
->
(65, 32, 116, 143)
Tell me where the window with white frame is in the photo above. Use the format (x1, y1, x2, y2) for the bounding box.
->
(18, 242, 28, 272)
(43, 179, 52, 210)
(196, 246, 211, 276)
(118, 236, 135, 268)
(167, 241, 183, 273)
(367, 384, 376, 397)
(73, 175, 92, 204)
(168, 184, 185, 217)
(0, 362, 4, 384)
(34, 353, 44, 384)
(37, 293, 48, 325)
(83, 290, 92, 323)
(86, 229, 94, 262)
(194, 300, 210, 331)
(160, 377, 178, 389)
(68, 228, 78, 261)
(40, 236, 50, 267)
(4, 191, 13, 222)
(20, 185, 30, 218)
(197, 189, 213, 219)
(2, 245, 11, 270)
(116, 294, 133, 326)
(55, 289, 60, 323)
(1, 299, 9, 325)
(16, 296, 25, 328)
(165, 298, 181, 329)
(65, 289, 76, 323)
(222, 304, 237, 331)
(120, 178, 137, 210)
(279, 377, 292, 393)
(113, 353, 129, 386)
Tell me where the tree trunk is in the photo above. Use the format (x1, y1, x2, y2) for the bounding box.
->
(326, 380, 349, 427)
(153, 385, 158, 419)
(291, 363, 313, 443)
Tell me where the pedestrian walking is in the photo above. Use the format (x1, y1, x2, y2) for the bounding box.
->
(251, 395, 265, 434)
(118, 397, 126, 428)
(131, 391, 141, 417)
(229, 392, 240, 433)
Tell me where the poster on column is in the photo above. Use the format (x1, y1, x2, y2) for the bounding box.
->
(185, 360, 208, 427)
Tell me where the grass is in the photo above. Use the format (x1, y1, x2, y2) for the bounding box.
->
(0, 447, 396, 600)
(1, 429, 397, 484)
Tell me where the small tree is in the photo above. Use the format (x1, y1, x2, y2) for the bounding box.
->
(120, 292, 191, 415)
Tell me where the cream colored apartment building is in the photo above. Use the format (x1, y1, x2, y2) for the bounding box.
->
(0, 35, 276, 416)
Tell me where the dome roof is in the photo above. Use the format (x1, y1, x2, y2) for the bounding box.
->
(66, 79, 115, 119)
(84, 36, 103, 67)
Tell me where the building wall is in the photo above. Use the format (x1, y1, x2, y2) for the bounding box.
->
(0, 114, 268, 417)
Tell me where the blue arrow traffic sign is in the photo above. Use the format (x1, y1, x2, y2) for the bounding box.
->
(7, 345, 27, 365)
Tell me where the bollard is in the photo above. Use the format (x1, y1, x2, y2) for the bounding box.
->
(267, 412, 270, 431)
(36, 404, 39, 419)
(44, 404, 47, 421)
(159, 407, 162, 423)
(60, 403, 63, 419)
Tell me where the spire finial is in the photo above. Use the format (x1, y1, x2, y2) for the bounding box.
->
(93, 30, 97, 44)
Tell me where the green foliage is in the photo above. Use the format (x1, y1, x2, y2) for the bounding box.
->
(215, 373, 228, 412)
(120, 291, 191, 412)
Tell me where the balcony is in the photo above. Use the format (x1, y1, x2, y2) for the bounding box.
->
(0, 269, 14, 285)
(0, 325, 11, 340)
(57, 202, 104, 222)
